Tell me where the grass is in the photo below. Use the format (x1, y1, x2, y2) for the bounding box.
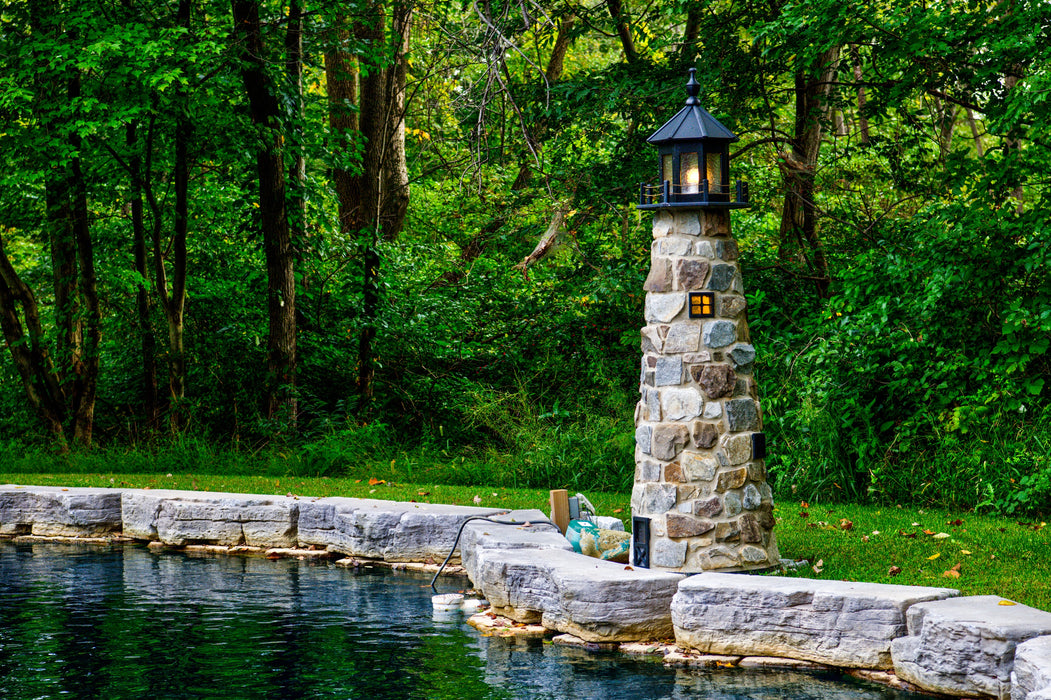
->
(2, 472, 1048, 611)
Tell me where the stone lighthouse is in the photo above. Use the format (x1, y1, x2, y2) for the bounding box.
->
(630, 69, 779, 573)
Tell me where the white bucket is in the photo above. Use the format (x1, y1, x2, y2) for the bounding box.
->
(431, 593, 464, 613)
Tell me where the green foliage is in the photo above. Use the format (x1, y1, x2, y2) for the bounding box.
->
(0, 0, 1048, 517)
(761, 200, 1050, 514)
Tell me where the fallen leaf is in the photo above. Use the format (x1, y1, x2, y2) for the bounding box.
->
(999, 600, 1017, 606)
(799, 511, 809, 518)
(922, 529, 935, 535)
(888, 565, 902, 576)
(368, 478, 386, 486)
(624, 565, 634, 571)
(948, 519, 964, 526)
(800, 501, 809, 509)
(417, 491, 430, 496)
(927, 552, 941, 560)
(942, 569, 960, 579)
(812, 559, 824, 574)
(613, 508, 624, 514)
(961, 550, 972, 555)
(912, 522, 920, 527)
(473, 495, 482, 504)
(871, 530, 880, 536)
(839, 518, 854, 531)
(932, 532, 950, 540)
(861, 535, 869, 543)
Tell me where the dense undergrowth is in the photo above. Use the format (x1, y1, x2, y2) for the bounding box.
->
(1, 4, 1048, 518)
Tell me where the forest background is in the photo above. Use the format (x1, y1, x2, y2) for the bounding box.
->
(0, 0, 1048, 517)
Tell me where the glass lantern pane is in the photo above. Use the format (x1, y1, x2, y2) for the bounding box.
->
(661, 154, 673, 184)
(706, 153, 723, 193)
(680, 152, 699, 194)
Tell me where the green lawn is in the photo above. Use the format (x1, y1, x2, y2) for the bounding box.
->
(3, 472, 1048, 611)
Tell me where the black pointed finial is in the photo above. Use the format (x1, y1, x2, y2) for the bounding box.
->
(685, 68, 700, 106)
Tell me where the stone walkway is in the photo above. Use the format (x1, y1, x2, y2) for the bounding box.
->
(2, 484, 1049, 700)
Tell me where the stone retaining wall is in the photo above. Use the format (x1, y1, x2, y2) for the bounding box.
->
(3, 484, 1050, 699)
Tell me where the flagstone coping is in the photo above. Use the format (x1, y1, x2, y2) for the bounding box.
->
(2, 484, 1050, 698)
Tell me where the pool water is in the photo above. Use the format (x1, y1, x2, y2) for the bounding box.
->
(0, 542, 927, 699)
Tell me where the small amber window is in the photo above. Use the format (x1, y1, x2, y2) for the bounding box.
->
(688, 292, 715, 318)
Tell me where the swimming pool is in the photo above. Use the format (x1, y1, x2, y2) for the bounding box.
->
(0, 542, 928, 699)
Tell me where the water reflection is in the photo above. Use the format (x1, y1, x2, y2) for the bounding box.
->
(0, 543, 922, 699)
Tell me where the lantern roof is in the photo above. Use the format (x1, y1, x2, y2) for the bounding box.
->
(647, 69, 738, 145)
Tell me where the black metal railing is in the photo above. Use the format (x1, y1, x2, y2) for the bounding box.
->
(638, 179, 750, 209)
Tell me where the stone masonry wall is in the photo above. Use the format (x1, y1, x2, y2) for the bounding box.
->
(633, 208, 778, 572)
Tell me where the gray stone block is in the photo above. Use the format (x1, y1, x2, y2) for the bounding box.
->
(635, 425, 653, 455)
(708, 264, 736, 291)
(726, 398, 760, 432)
(646, 293, 686, 323)
(892, 596, 1051, 699)
(702, 321, 736, 349)
(0, 485, 122, 537)
(664, 323, 701, 353)
(660, 387, 703, 421)
(673, 573, 958, 669)
(460, 509, 570, 583)
(470, 547, 682, 640)
(1013, 636, 1051, 700)
(123, 490, 300, 547)
(654, 356, 683, 386)
(632, 483, 677, 515)
(298, 497, 505, 562)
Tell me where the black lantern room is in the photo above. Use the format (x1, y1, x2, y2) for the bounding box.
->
(638, 69, 749, 210)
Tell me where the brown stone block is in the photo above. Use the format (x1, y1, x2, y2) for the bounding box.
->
(663, 461, 685, 483)
(700, 210, 730, 237)
(719, 295, 747, 318)
(716, 467, 748, 492)
(692, 364, 736, 399)
(703, 546, 741, 570)
(675, 259, 710, 290)
(651, 423, 690, 460)
(667, 514, 716, 538)
(677, 484, 709, 502)
(644, 258, 674, 292)
(693, 496, 723, 518)
(714, 521, 740, 542)
(756, 503, 775, 529)
(718, 239, 739, 261)
(692, 422, 719, 449)
(723, 434, 752, 465)
(740, 513, 763, 543)
(747, 461, 766, 482)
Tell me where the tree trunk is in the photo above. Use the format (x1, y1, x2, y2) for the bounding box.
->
(380, 0, 412, 241)
(606, 0, 637, 63)
(851, 44, 870, 144)
(286, 0, 306, 257)
(966, 108, 985, 157)
(353, 0, 388, 417)
(165, 0, 191, 431)
(0, 235, 67, 442)
(18, 0, 101, 445)
(232, 0, 296, 424)
(68, 79, 101, 445)
(325, 18, 361, 240)
(127, 122, 160, 432)
(778, 46, 840, 298)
